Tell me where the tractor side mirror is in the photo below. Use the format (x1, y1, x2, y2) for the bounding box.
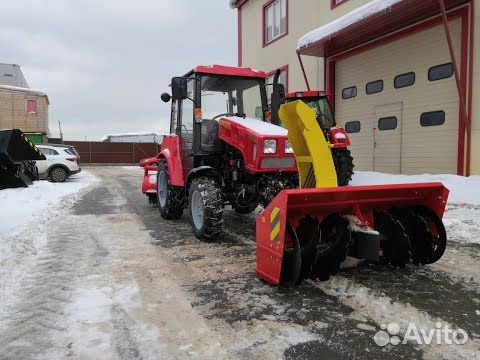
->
(171, 77, 188, 100)
(161, 93, 171, 102)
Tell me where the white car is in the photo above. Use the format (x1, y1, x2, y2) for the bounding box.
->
(36, 144, 81, 182)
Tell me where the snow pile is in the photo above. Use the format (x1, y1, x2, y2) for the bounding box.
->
(297, 0, 403, 50)
(351, 172, 480, 206)
(0, 172, 97, 238)
(0, 172, 97, 316)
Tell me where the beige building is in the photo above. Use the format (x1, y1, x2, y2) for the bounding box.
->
(0, 85, 49, 134)
(231, 0, 478, 176)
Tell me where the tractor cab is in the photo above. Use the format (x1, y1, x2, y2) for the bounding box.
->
(161, 65, 270, 157)
(285, 91, 336, 133)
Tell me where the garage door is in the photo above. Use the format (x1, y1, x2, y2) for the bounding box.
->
(335, 17, 463, 174)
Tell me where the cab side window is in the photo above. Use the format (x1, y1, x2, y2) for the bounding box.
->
(180, 79, 194, 149)
(170, 100, 178, 134)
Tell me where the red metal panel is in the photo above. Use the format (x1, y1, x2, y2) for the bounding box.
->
(193, 65, 266, 79)
(159, 134, 185, 186)
(255, 192, 288, 285)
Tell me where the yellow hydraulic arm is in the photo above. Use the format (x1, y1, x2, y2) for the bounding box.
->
(279, 100, 338, 189)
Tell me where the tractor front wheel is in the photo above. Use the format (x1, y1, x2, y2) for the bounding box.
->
(189, 177, 223, 240)
(157, 160, 184, 220)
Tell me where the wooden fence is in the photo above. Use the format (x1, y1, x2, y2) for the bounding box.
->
(50, 140, 160, 164)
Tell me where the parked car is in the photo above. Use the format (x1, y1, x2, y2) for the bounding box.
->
(36, 144, 81, 182)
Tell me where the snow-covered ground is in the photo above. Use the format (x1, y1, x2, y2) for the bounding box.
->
(0, 171, 97, 319)
(0, 172, 97, 238)
(1, 167, 479, 359)
(351, 171, 480, 206)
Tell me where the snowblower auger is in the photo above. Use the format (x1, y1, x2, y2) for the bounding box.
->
(255, 101, 449, 286)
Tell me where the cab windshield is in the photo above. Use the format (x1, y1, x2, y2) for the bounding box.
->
(200, 75, 265, 121)
(304, 97, 336, 130)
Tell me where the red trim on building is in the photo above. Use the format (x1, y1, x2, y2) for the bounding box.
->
(331, 0, 350, 9)
(266, 65, 289, 92)
(262, 0, 289, 48)
(238, 6, 242, 66)
(324, 6, 470, 175)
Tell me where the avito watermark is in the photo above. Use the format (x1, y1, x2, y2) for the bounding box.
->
(373, 322, 469, 347)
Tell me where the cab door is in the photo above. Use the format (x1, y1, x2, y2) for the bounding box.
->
(178, 78, 195, 177)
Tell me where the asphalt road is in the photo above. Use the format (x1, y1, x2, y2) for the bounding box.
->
(2, 166, 479, 360)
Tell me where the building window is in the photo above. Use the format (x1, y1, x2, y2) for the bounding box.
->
(263, 0, 287, 46)
(428, 63, 453, 81)
(266, 66, 288, 101)
(345, 121, 361, 133)
(342, 86, 357, 100)
(420, 110, 445, 127)
(27, 99, 37, 114)
(378, 116, 398, 130)
(4, 73, 13, 77)
(366, 80, 383, 95)
(395, 72, 416, 89)
(331, 0, 349, 8)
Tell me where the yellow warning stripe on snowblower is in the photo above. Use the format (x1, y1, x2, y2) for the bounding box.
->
(270, 207, 281, 243)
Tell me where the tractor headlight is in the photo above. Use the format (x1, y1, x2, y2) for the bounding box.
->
(263, 139, 277, 154)
(285, 139, 293, 154)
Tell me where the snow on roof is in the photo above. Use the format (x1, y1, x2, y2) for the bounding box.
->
(297, 0, 404, 51)
(0, 84, 47, 97)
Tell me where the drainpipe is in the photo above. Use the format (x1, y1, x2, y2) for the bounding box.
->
(297, 52, 311, 90)
(437, 0, 470, 175)
(466, 0, 475, 176)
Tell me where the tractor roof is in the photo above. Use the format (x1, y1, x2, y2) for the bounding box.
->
(192, 64, 266, 79)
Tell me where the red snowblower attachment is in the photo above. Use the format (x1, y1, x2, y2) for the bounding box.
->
(255, 101, 449, 285)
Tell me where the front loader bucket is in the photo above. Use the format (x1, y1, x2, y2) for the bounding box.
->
(0, 129, 45, 189)
(255, 182, 449, 285)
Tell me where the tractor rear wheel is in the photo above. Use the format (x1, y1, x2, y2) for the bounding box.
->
(332, 148, 354, 186)
(157, 160, 184, 220)
(189, 177, 223, 240)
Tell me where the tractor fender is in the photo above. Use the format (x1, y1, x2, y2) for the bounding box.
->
(185, 166, 223, 193)
(158, 148, 185, 187)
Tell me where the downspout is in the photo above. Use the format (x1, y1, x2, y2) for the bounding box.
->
(437, 0, 470, 175)
(466, 0, 475, 176)
(297, 52, 311, 90)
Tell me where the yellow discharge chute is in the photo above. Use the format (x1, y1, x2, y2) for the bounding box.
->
(279, 100, 338, 189)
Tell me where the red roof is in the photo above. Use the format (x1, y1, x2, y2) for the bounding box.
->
(193, 64, 266, 79)
(297, 0, 470, 58)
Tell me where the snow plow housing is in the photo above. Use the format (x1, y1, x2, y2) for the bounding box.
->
(0, 129, 45, 190)
(255, 101, 449, 285)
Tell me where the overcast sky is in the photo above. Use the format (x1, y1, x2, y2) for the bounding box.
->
(0, 1, 236, 140)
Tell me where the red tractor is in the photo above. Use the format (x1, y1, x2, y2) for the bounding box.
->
(284, 90, 354, 186)
(156, 65, 298, 239)
(149, 64, 449, 284)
